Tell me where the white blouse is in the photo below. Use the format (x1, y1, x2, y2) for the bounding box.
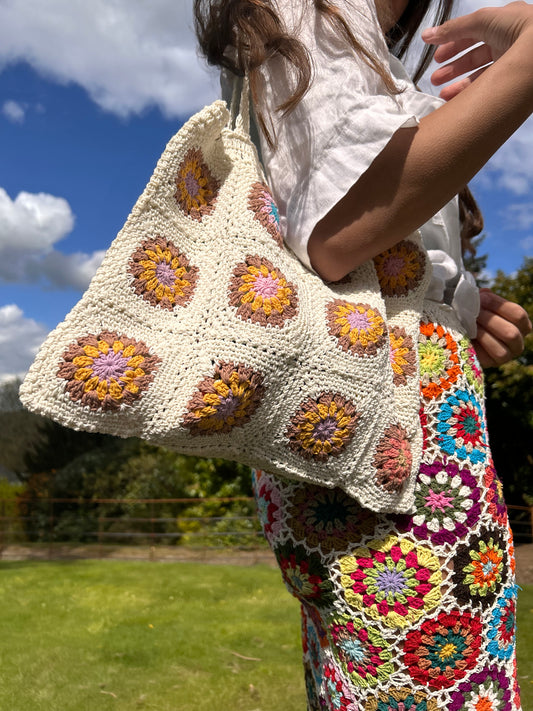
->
(221, 0, 479, 336)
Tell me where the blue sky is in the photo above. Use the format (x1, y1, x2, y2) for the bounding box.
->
(1, 0, 532, 381)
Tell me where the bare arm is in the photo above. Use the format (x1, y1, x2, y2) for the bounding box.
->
(308, 3, 533, 282)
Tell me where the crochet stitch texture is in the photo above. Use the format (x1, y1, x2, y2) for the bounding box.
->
(20, 94, 433, 514)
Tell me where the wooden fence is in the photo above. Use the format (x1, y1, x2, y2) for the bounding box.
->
(0, 496, 263, 561)
(0, 498, 532, 562)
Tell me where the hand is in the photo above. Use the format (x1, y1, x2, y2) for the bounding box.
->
(471, 288, 532, 368)
(422, 2, 533, 100)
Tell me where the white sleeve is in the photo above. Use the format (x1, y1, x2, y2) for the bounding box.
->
(254, 0, 419, 271)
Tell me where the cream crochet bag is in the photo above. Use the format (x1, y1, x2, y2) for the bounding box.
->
(20, 82, 431, 513)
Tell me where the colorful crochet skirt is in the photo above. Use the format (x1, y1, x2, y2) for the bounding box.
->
(252, 320, 521, 711)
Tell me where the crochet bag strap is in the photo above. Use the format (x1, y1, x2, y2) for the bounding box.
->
(228, 74, 251, 137)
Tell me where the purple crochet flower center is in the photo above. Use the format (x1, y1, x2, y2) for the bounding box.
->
(313, 416, 337, 442)
(92, 350, 129, 382)
(449, 664, 511, 711)
(375, 568, 407, 594)
(155, 262, 177, 287)
(216, 392, 240, 419)
(406, 459, 481, 546)
(383, 255, 405, 276)
(184, 171, 200, 197)
(346, 310, 371, 330)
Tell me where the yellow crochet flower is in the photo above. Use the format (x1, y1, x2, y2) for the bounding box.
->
(175, 147, 220, 221)
(229, 255, 298, 327)
(339, 534, 442, 628)
(58, 332, 160, 411)
(129, 236, 198, 310)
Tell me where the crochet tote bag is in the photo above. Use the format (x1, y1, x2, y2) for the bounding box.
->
(20, 81, 430, 513)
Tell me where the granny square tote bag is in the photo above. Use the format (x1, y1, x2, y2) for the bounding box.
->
(20, 80, 430, 513)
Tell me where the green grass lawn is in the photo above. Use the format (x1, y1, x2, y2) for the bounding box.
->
(0, 560, 531, 711)
(517, 584, 533, 709)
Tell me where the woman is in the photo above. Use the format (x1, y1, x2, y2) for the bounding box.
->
(194, 1, 531, 708)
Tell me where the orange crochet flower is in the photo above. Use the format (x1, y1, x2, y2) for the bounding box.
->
(418, 322, 461, 399)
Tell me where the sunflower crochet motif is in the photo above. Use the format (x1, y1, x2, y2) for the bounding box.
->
(58, 332, 161, 412)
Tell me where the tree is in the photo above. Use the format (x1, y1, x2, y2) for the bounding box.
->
(0, 379, 46, 476)
(483, 257, 533, 506)
(463, 234, 490, 287)
(13, 411, 253, 543)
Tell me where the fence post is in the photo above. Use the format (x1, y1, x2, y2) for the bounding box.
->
(0, 499, 5, 559)
(48, 499, 54, 560)
(150, 501, 155, 562)
(530, 506, 533, 544)
(98, 509, 103, 560)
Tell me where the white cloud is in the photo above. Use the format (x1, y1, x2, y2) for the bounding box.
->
(484, 121, 533, 195)
(0, 304, 48, 382)
(2, 99, 25, 122)
(0, 188, 74, 252)
(503, 202, 533, 231)
(0, 0, 531, 199)
(519, 235, 533, 253)
(0, 188, 104, 289)
(0, 0, 219, 119)
(33, 249, 106, 291)
(459, 0, 508, 11)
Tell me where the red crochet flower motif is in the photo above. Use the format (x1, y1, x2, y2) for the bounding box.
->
(275, 541, 335, 608)
(419, 405, 429, 452)
(253, 470, 283, 543)
(508, 522, 516, 576)
(403, 610, 483, 689)
(323, 664, 358, 711)
(301, 605, 323, 673)
(373, 424, 412, 492)
(328, 615, 394, 687)
(513, 657, 521, 709)
(484, 459, 508, 527)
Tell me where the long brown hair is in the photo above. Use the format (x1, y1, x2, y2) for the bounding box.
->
(386, 2, 453, 85)
(194, 0, 482, 250)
